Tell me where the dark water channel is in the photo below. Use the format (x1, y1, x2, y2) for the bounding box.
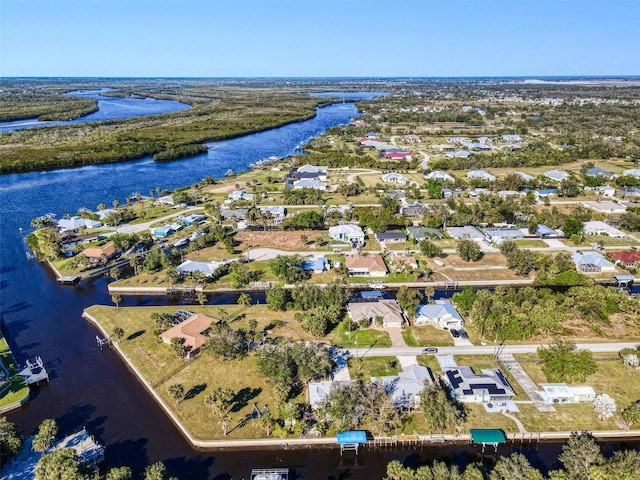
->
(0, 93, 637, 478)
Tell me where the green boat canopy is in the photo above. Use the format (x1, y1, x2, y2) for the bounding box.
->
(470, 429, 506, 445)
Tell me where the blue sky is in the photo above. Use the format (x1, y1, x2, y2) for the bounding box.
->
(1, 0, 639, 77)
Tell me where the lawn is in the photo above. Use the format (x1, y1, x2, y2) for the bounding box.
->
(562, 235, 639, 247)
(329, 319, 392, 348)
(348, 356, 400, 380)
(402, 325, 454, 347)
(0, 335, 29, 409)
(515, 239, 548, 248)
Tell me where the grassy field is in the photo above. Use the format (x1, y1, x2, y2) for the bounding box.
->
(348, 356, 400, 380)
(562, 235, 639, 247)
(515, 239, 548, 248)
(402, 326, 454, 347)
(329, 320, 392, 348)
(0, 335, 30, 409)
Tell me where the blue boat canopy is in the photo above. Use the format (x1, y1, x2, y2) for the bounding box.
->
(337, 431, 367, 444)
(360, 291, 383, 298)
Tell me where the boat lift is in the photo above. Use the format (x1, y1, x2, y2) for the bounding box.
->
(19, 356, 49, 385)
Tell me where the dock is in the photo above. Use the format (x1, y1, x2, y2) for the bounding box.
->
(56, 428, 105, 469)
(250, 468, 289, 480)
(19, 356, 49, 385)
(57, 275, 81, 284)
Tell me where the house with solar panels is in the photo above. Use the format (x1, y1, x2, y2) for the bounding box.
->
(443, 366, 515, 403)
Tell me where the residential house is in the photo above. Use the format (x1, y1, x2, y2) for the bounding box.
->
(293, 179, 327, 190)
(484, 228, 525, 245)
(290, 164, 328, 181)
(619, 187, 640, 198)
(500, 134, 522, 143)
(375, 230, 407, 243)
(424, 171, 455, 183)
(596, 186, 616, 197)
(372, 364, 434, 409)
(623, 169, 640, 178)
(582, 201, 627, 214)
(348, 299, 405, 328)
(534, 224, 562, 238)
(82, 242, 118, 265)
(345, 254, 387, 277)
(571, 251, 616, 273)
(544, 170, 570, 182)
(445, 150, 472, 159)
(308, 380, 353, 409)
(383, 151, 413, 161)
(445, 226, 484, 240)
(260, 206, 286, 224)
(301, 257, 329, 274)
(466, 170, 496, 182)
(57, 216, 103, 231)
(177, 260, 226, 277)
(538, 384, 596, 405)
(444, 367, 516, 403)
(415, 300, 463, 329)
(608, 251, 640, 267)
(60, 232, 100, 248)
(152, 224, 181, 238)
(176, 213, 205, 226)
(381, 172, 409, 185)
(400, 203, 427, 218)
(586, 167, 616, 179)
(407, 226, 443, 241)
(328, 224, 365, 244)
(220, 208, 249, 221)
(159, 313, 216, 355)
(228, 190, 255, 202)
(155, 195, 175, 206)
(389, 254, 419, 271)
(386, 190, 406, 201)
(95, 208, 117, 220)
(532, 188, 557, 199)
(583, 221, 626, 238)
(497, 190, 523, 199)
(401, 134, 422, 144)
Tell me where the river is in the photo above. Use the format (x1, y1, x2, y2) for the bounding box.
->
(0, 92, 637, 479)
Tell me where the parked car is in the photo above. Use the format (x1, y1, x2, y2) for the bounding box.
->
(422, 347, 438, 354)
(450, 329, 461, 338)
(459, 329, 469, 339)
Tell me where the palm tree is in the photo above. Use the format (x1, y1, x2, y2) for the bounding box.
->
(168, 383, 184, 404)
(237, 293, 251, 306)
(111, 293, 122, 310)
(112, 326, 124, 342)
(197, 293, 207, 307)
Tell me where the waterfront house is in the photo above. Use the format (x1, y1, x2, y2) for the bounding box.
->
(538, 384, 596, 404)
(82, 242, 118, 265)
(57, 216, 102, 232)
(375, 230, 407, 244)
(95, 208, 118, 220)
(415, 300, 463, 329)
(308, 380, 354, 409)
(160, 313, 216, 355)
(389, 253, 419, 271)
(328, 224, 365, 244)
(424, 171, 455, 183)
(571, 251, 616, 273)
(466, 170, 496, 182)
(345, 254, 387, 277)
(583, 220, 626, 238)
(544, 170, 570, 182)
(177, 259, 226, 277)
(381, 172, 409, 185)
(289, 164, 328, 181)
(444, 367, 516, 403)
(372, 364, 434, 409)
(348, 298, 405, 328)
(60, 232, 100, 248)
(608, 251, 640, 267)
(155, 195, 175, 206)
(301, 257, 329, 274)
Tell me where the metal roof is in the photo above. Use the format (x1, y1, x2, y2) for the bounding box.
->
(470, 429, 506, 445)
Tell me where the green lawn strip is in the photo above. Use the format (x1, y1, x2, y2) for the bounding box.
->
(514, 403, 616, 432)
(329, 320, 392, 348)
(383, 242, 413, 252)
(515, 239, 548, 248)
(0, 335, 29, 408)
(417, 355, 442, 374)
(402, 326, 454, 347)
(463, 404, 520, 433)
(348, 356, 399, 380)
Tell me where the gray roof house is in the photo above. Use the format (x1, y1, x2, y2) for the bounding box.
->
(375, 230, 407, 243)
(571, 251, 616, 273)
(446, 226, 484, 240)
(400, 203, 427, 218)
(466, 170, 496, 182)
(586, 167, 616, 179)
(424, 171, 455, 183)
(444, 367, 516, 403)
(514, 171, 534, 182)
(544, 170, 570, 182)
(415, 300, 463, 329)
(484, 228, 525, 245)
(407, 226, 443, 241)
(372, 364, 434, 409)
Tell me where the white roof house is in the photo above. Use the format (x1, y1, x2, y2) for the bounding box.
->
(538, 383, 596, 405)
(415, 300, 463, 329)
(596, 186, 616, 197)
(500, 134, 522, 143)
(328, 224, 365, 243)
(293, 179, 327, 190)
(297, 164, 328, 174)
(583, 221, 626, 238)
(228, 190, 255, 202)
(177, 260, 227, 277)
(624, 169, 640, 178)
(372, 364, 434, 409)
(484, 228, 526, 245)
(445, 226, 484, 240)
(57, 216, 103, 231)
(95, 209, 117, 220)
(582, 201, 627, 214)
(424, 171, 455, 182)
(466, 170, 496, 182)
(381, 172, 409, 185)
(544, 170, 570, 182)
(514, 171, 534, 182)
(571, 251, 616, 273)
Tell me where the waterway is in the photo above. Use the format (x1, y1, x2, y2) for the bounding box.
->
(0, 89, 191, 132)
(0, 92, 637, 479)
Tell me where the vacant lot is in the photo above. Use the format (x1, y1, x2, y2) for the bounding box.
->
(402, 326, 454, 347)
(235, 230, 329, 251)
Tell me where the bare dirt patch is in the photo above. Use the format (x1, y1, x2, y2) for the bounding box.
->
(235, 230, 325, 251)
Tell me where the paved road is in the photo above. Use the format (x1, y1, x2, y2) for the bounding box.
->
(116, 207, 201, 234)
(352, 342, 640, 358)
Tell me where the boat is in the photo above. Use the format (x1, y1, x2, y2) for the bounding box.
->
(250, 468, 289, 480)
